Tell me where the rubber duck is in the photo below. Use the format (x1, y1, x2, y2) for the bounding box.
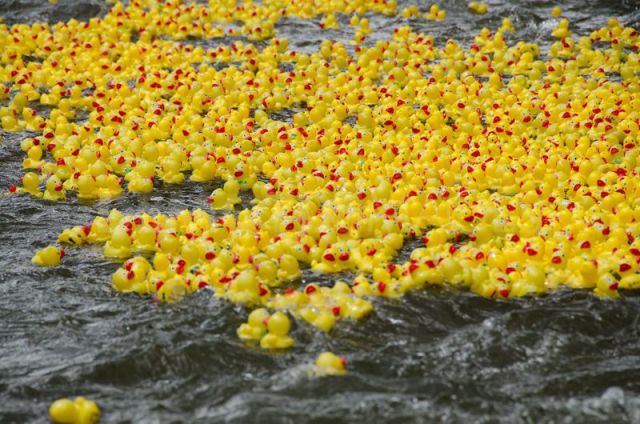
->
(260, 311, 294, 349)
(352, 274, 374, 297)
(103, 226, 133, 259)
(468, 2, 488, 15)
(75, 175, 99, 200)
(23, 145, 44, 169)
(321, 14, 339, 29)
(156, 276, 189, 303)
(112, 257, 150, 293)
(32, 245, 64, 267)
(237, 308, 269, 342)
(594, 272, 620, 298)
(158, 157, 184, 184)
(21, 172, 41, 197)
(43, 176, 66, 201)
(209, 181, 242, 210)
(133, 223, 157, 251)
(425, 4, 446, 20)
(127, 176, 153, 193)
(49, 397, 100, 424)
(299, 306, 336, 332)
(552, 18, 571, 38)
(58, 226, 88, 245)
(313, 352, 346, 376)
(277, 254, 301, 282)
(226, 269, 261, 305)
(402, 6, 421, 18)
(87, 217, 111, 243)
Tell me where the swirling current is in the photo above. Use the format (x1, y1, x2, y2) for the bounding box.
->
(2, 0, 640, 423)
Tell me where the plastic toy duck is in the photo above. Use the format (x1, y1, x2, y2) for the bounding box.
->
(22, 145, 44, 169)
(58, 226, 88, 245)
(209, 180, 241, 210)
(127, 176, 154, 193)
(226, 269, 261, 305)
(190, 157, 216, 182)
(158, 158, 184, 184)
(594, 272, 620, 298)
(299, 305, 336, 332)
(509, 265, 546, 297)
(156, 276, 189, 303)
(86, 217, 110, 243)
(49, 396, 100, 424)
(352, 274, 375, 297)
(103, 226, 133, 259)
(425, 4, 446, 20)
(321, 14, 339, 29)
(259, 311, 294, 349)
(43, 176, 66, 201)
(277, 254, 302, 282)
(552, 18, 571, 38)
(96, 174, 123, 199)
(312, 246, 347, 273)
(133, 223, 157, 252)
(313, 352, 346, 376)
(468, 2, 488, 15)
(112, 257, 151, 294)
(237, 308, 270, 342)
(32, 245, 64, 266)
(21, 172, 41, 197)
(75, 175, 98, 200)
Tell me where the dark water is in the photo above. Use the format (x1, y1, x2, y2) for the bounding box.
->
(2, 0, 640, 423)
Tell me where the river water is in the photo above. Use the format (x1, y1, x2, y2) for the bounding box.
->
(1, 0, 640, 422)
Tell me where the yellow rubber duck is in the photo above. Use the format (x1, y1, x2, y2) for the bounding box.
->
(425, 4, 446, 20)
(313, 352, 346, 376)
(43, 176, 66, 201)
(49, 396, 100, 424)
(21, 172, 41, 197)
(209, 180, 242, 210)
(468, 2, 488, 15)
(259, 311, 294, 349)
(277, 254, 302, 282)
(237, 308, 270, 342)
(127, 176, 154, 193)
(58, 226, 88, 245)
(103, 226, 132, 259)
(32, 245, 65, 267)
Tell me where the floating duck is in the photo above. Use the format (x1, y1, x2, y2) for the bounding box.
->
(209, 179, 241, 210)
(58, 226, 88, 245)
(313, 352, 346, 376)
(49, 397, 100, 424)
(21, 172, 41, 196)
(103, 226, 132, 259)
(425, 4, 446, 20)
(277, 254, 301, 282)
(226, 269, 261, 305)
(237, 308, 270, 342)
(112, 257, 151, 294)
(23, 145, 44, 169)
(32, 245, 64, 267)
(321, 14, 339, 29)
(43, 176, 66, 201)
(468, 2, 488, 15)
(127, 176, 154, 193)
(156, 276, 189, 303)
(259, 311, 294, 349)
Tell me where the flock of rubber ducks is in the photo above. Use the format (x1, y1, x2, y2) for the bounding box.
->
(0, 0, 638, 421)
